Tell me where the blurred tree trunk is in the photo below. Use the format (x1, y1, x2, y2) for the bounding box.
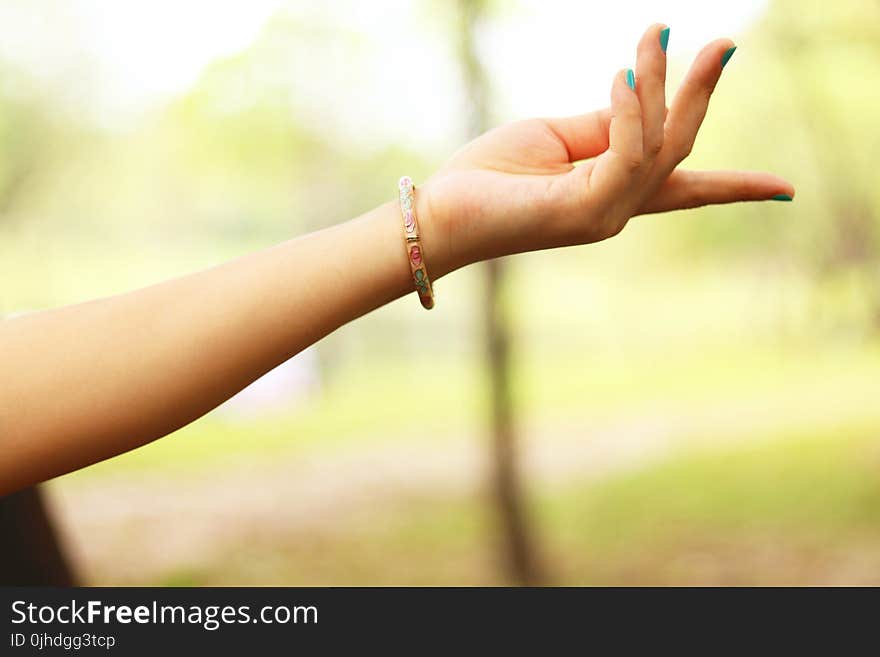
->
(0, 486, 76, 585)
(455, 0, 547, 586)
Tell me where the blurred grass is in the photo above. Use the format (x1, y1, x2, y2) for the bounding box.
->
(547, 419, 880, 584)
(148, 417, 880, 586)
(551, 422, 880, 550)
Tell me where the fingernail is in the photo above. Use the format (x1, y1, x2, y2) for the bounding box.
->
(659, 27, 670, 53)
(625, 69, 636, 90)
(772, 194, 793, 201)
(720, 46, 737, 68)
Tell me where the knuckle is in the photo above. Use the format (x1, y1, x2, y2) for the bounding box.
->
(676, 140, 694, 161)
(519, 117, 545, 133)
(605, 216, 628, 239)
(646, 139, 664, 159)
(612, 107, 640, 124)
(590, 206, 632, 242)
(697, 85, 714, 105)
(621, 152, 643, 171)
(685, 188, 706, 208)
(735, 173, 753, 196)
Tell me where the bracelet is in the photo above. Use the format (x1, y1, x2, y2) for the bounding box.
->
(398, 176, 435, 310)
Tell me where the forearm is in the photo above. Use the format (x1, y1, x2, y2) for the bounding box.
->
(0, 195, 449, 494)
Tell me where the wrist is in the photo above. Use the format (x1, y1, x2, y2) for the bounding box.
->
(417, 171, 536, 273)
(413, 179, 463, 279)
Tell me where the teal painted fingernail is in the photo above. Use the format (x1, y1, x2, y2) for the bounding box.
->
(720, 46, 737, 68)
(659, 27, 670, 53)
(625, 69, 635, 90)
(772, 194, 793, 201)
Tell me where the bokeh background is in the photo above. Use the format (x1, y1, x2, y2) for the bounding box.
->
(2, 0, 880, 585)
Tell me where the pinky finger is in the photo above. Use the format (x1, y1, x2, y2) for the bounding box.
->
(638, 169, 795, 214)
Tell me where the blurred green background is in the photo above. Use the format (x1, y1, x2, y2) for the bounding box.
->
(2, 0, 880, 585)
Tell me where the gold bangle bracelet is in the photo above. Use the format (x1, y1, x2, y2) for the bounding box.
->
(398, 176, 435, 310)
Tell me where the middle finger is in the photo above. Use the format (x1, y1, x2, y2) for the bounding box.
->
(635, 23, 670, 165)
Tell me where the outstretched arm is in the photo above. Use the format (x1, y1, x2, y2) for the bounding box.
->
(0, 200, 446, 496)
(0, 25, 793, 495)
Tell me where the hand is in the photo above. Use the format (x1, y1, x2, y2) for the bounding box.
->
(420, 24, 794, 276)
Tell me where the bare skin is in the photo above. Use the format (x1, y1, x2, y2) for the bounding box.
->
(0, 26, 793, 495)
